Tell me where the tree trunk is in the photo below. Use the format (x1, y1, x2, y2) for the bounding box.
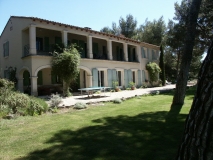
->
(63, 80, 71, 97)
(172, 0, 202, 105)
(176, 40, 213, 160)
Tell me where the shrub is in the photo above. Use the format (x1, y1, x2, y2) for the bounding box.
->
(0, 104, 11, 118)
(74, 102, 87, 109)
(0, 78, 14, 90)
(50, 93, 62, 108)
(113, 98, 122, 104)
(30, 97, 49, 113)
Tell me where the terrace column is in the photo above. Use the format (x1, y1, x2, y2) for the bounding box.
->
(123, 43, 128, 61)
(87, 35, 93, 59)
(29, 24, 37, 54)
(62, 30, 68, 47)
(107, 40, 112, 60)
(30, 76, 38, 96)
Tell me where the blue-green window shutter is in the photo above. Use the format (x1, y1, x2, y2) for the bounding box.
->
(92, 68, 98, 87)
(37, 71, 43, 85)
(112, 69, 117, 82)
(141, 47, 145, 58)
(23, 71, 30, 86)
(152, 50, 155, 60)
(142, 70, 146, 82)
(124, 69, 128, 87)
(138, 70, 142, 86)
(107, 69, 113, 87)
(128, 69, 132, 83)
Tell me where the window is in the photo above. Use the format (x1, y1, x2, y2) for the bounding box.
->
(142, 70, 146, 82)
(98, 71, 104, 87)
(117, 71, 122, 86)
(132, 71, 136, 83)
(3, 41, 9, 57)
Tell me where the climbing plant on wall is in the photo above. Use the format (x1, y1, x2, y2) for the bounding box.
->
(146, 62, 161, 86)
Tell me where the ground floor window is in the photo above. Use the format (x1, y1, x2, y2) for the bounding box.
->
(132, 71, 136, 83)
(117, 71, 122, 86)
(98, 71, 104, 87)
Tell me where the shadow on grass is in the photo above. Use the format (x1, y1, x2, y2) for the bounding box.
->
(17, 111, 187, 160)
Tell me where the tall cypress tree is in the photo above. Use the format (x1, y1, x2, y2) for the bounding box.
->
(159, 45, 166, 86)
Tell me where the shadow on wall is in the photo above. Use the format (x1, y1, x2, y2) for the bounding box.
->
(17, 111, 187, 160)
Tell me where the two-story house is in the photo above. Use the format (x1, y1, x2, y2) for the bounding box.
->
(0, 16, 160, 96)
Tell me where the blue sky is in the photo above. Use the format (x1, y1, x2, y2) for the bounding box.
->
(0, 0, 182, 34)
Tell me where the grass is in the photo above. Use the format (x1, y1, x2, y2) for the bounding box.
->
(0, 87, 195, 160)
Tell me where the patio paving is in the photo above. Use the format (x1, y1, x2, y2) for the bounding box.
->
(58, 84, 176, 107)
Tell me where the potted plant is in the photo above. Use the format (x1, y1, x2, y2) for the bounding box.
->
(112, 81, 119, 92)
(129, 81, 135, 90)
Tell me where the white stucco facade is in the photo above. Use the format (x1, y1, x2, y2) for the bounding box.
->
(0, 16, 160, 96)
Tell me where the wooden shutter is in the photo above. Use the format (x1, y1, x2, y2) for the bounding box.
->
(128, 69, 132, 83)
(142, 70, 146, 82)
(37, 71, 43, 85)
(107, 69, 113, 87)
(92, 68, 98, 87)
(124, 69, 129, 87)
(112, 69, 117, 81)
(138, 70, 142, 86)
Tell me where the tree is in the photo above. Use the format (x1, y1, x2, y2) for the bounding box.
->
(52, 45, 80, 97)
(146, 62, 161, 86)
(172, 0, 202, 105)
(159, 45, 166, 86)
(100, 14, 137, 38)
(137, 16, 166, 46)
(175, 40, 213, 159)
(119, 14, 137, 38)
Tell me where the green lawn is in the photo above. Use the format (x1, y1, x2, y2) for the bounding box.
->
(0, 88, 195, 160)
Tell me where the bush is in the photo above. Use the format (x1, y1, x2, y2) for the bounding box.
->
(0, 79, 48, 117)
(49, 93, 62, 108)
(113, 98, 122, 104)
(0, 78, 14, 90)
(74, 102, 87, 109)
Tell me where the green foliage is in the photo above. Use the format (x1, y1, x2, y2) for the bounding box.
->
(100, 14, 137, 38)
(128, 81, 135, 87)
(52, 45, 80, 97)
(113, 98, 122, 104)
(0, 78, 48, 118)
(8, 67, 18, 84)
(74, 102, 87, 109)
(159, 45, 166, 86)
(0, 78, 14, 90)
(50, 93, 62, 108)
(119, 14, 137, 38)
(146, 62, 161, 86)
(137, 16, 166, 45)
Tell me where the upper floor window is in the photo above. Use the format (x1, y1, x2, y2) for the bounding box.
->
(3, 41, 9, 57)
